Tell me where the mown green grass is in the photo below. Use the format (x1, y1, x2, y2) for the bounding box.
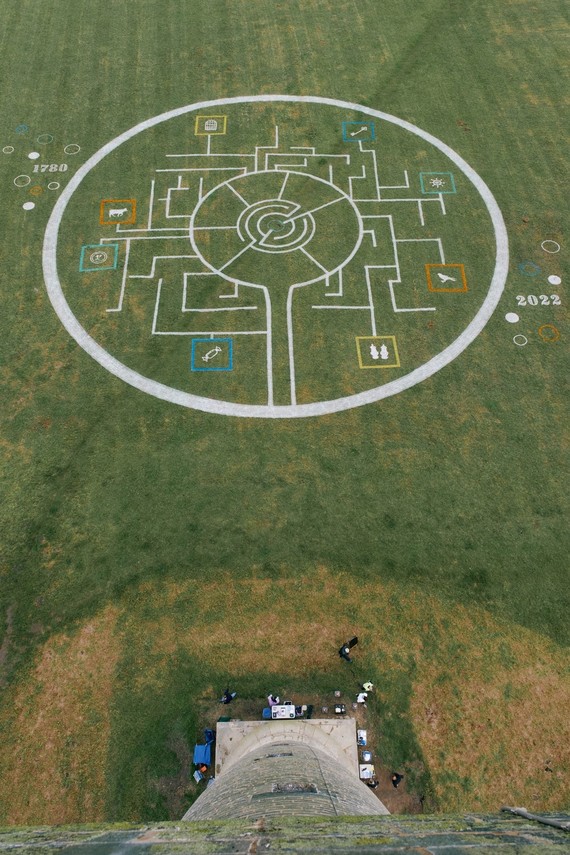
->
(0, 0, 568, 823)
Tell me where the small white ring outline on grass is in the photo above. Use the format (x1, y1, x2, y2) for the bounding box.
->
(48, 181, 60, 190)
(513, 335, 528, 347)
(14, 174, 31, 187)
(64, 144, 81, 155)
(541, 240, 561, 254)
(37, 134, 54, 145)
(43, 95, 509, 419)
(3, 145, 14, 154)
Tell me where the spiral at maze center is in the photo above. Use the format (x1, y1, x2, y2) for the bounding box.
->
(237, 198, 316, 253)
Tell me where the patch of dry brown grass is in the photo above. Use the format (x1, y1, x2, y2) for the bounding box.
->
(0, 605, 120, 824)
(411, 626, 570, 811)
(144, 568, 570, 812)
(1, 567, 568, 822)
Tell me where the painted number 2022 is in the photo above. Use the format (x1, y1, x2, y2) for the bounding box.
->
(32, 163, 68, 173)
(516, 294, 561, 307)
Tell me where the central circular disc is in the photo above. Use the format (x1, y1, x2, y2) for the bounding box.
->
(267, 217, 287, 232)
(190, 169, 363, 288)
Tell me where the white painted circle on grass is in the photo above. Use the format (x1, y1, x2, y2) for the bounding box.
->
(548, 275, 561, 286)
(43, 95, 509, 419)
(541, 240, 560, 254)
(23, 202, 35, 210)
(14, 174, 31, 187)
(48, 181, 60, 190)
(28, 151, 40, 160)
(37, 134, 54, 145)
(505, 312, 519, 323)
(64, 144, 81, 155)
(3, 145, 14, 154)
(513, 335, 528, 347)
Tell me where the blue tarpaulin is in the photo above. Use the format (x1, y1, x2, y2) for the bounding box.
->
(193, 744, 211, 766)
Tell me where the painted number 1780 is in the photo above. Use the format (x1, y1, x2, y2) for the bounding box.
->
(32, 163, 68, 173)
(516, 294, 561, 306)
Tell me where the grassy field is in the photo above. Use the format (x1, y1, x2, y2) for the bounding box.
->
(0, 0, 568, 824)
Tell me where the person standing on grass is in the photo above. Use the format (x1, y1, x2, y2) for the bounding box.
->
(220, 688, 236, 704)
(391, 772, 404, 788)
(339, 643, 351, 662)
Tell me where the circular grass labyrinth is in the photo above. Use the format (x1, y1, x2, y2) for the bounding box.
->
(44, 96, 507, 418)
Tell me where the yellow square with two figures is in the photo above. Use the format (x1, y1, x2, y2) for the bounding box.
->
(356, 336, 400, 369)
(194, 115, 227, 135)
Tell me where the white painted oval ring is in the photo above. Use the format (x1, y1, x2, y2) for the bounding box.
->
(43, 95, 509, 418)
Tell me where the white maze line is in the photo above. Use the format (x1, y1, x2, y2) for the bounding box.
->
(299, 246, 329, 273)
(325, 269, 343, 297)
(151, 278, 164, 332)
(100, 232, 188, 243)
(226, 182, 250, 207)
(182, 306, 258, 313)
(152, 279, 269, 349)
(278, 171, 290, 199)
(147, 179, 156, 229)
(255, 125, 279, 172)
(156, 329, 268, 336)
(287, 284, 303, 406)
(380, 170, 410, 190)
(156, 167, 248, 174)
(396, 237, 445, 264)
(166, 153, 256, 159)
(112, 228, 188, 235)
(267, 151, 350, 172)
(365, 267, 377, 336)
(358, 141, 381, 200)
(312, 277, 377, 335)
(363, 228, 378, 248)
(268, 156, 308, 170)
(348, 164, 367, 200)
(164, 186, 191, 220)
(357, 216, 440, 313)
(182, 275, 259, 313)
(129, 255, 197, 279)
(250, 284, 273, 406)
(388, 280, 436, 313)
(287, 195, 343, 221)
(219, 240, 256, 272)
(106, 238, 131, 313)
